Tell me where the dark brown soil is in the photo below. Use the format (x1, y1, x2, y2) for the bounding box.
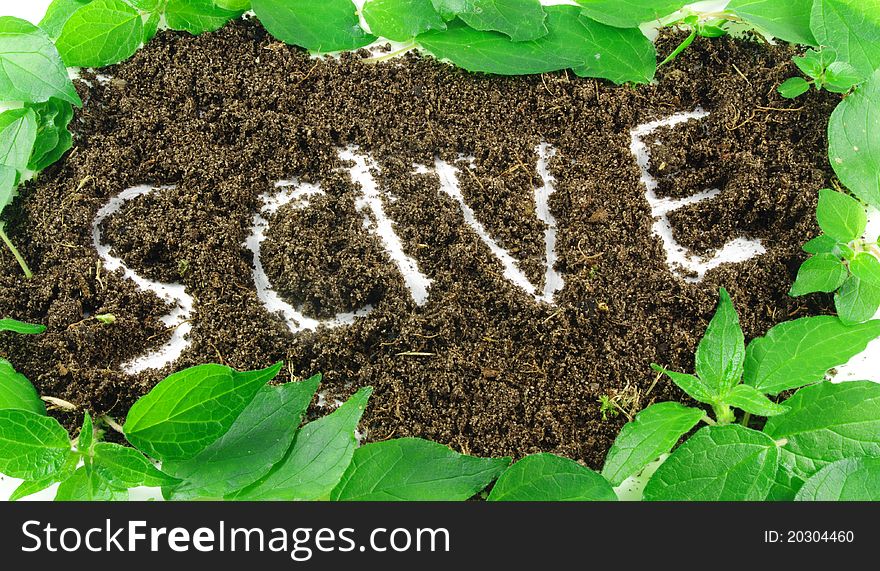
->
(0, 21, 837, 468)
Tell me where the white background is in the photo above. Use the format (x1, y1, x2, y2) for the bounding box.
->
(1, 0, 878, 501)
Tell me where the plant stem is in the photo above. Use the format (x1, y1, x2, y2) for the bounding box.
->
(659, 29, 697, 67)
(712, 404, 735, 425)
(101, 415, 125, 434)
(741, 412, 751, 427)
(0, 223, 33, 278)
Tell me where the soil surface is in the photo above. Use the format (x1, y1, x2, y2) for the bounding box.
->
(0, 20, 837, 468)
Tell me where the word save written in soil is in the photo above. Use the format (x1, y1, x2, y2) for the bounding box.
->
(94, 114, 762, 373)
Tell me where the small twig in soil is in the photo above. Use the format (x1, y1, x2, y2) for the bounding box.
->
(727, 109, 756, 131)
(208, 341, 226, 365)
(756, 105, 804, 113)
(293, 62, 320, 86)
(542, 309, 563, 324)
(95, 260, 106, 290)
(731, 63, 751, 86)
(540, 74, 557, 97)
(788, 305, 808, 318)
(396, 351, 436, 357)
(42, 396, 77, 411)
(462, 165, 487, 193)
(412, 332, 441, 339)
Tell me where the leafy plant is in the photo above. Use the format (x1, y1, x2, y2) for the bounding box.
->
(1, 0, 880, 504)
(810, 0, 880, 79)
(55, 0, 145, 67)
(433, 0, 549, 41)
(795, 457, 880, 501)
(332, 437, 510, 501)
(1, 357, 513, 501)
(361, 0, 448, 42)
(252, 0, 376, 53)
(658, 13, 729, 67)
(828, 69, 880, 210)
(575, 0, 687, 29)
(418, 5, 657, 83)
(50, 0, 244, 67)
(601, 290, 880, 500)
(790, 189, 880, 323)
(0, 318, 47, 334)
(778, 47, 861, 98)
(487, 453, 616, 501)
(726, 0, 816, 45)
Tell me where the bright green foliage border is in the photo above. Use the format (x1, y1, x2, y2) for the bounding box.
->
(3, 303, 880, 501)
(1, 0, 880, 501)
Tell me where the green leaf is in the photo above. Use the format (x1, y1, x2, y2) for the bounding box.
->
(851, 252, 880, 286)
(251, 0, 376, 53)
(829, 69, 880, 209)
(643, 425, 779, 501)
(488, 453, 617, 501)
(724, 384, 789, 417)
(571, 14, 656, 85)
(695, 288, 745, 396)
(0, 164, 14, 211)
(0, 358, 45, 414)
(9, 453, 78, 500)
(789, 253, 849, 296)
(0, 318, 45, 334)
(122, 362, 283, 462)
(55, 0, 143, 68)
(363, 0, 446, 42)
(419, 5, 655, 84)
(778, 76, 810, 99)
(165, 0, 244, 35)
(55, 464, 127, 501)
(215, 0, 251, 11)
(0, 17, 81, 106)
(764, 381, 880, 487)
(743, 316, 880, 395)
(816, 188, 867, 242)
(143, 11, 161, 44)
(78, 411, 93, 452)
(835, 274, 880, 324)
(802, 234, 838, 255)
(231, 387, 372, 500)
(601, 402, 705, 486)
(128, 0, 161, 10)
(651, 364, 712, 403)
(728, 0, 816, 45)
(794, 48, 835, 79)
(39, 0, 93, 41)
(0, 108, 38, 175)
(0, 408, 72, 479)
(575, 0, 686, 29)
(431, 0, 549, 42)
(93, 442, 179, 488)
(332, 437, 509, 501)
(795, 457, 880, 501)
(824, 61, 862, 93)
(811, 0, 880, 79)
(27, 98, 74, 172)
(11, 475, 61, 500)
(162, 375, 320, 500)
(766, 447, 804, 500)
